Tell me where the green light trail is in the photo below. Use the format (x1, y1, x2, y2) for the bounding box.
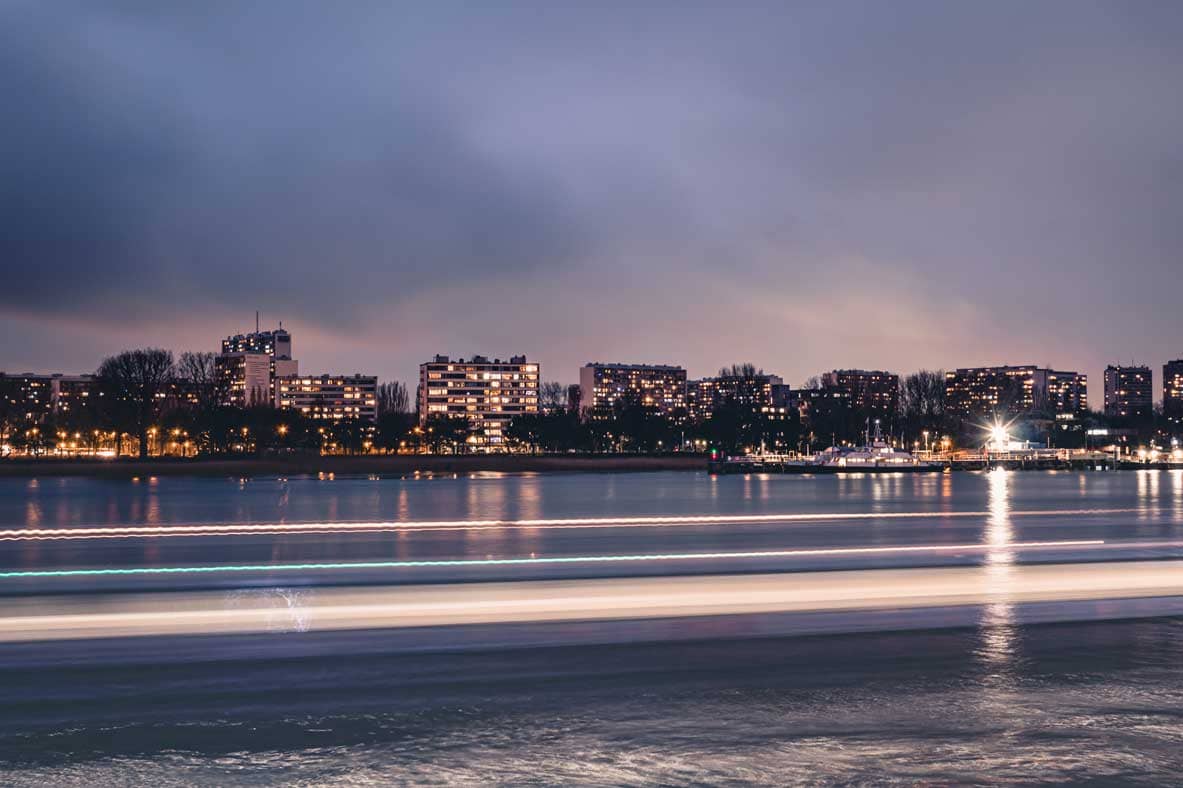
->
(0, 540, 1102, 580)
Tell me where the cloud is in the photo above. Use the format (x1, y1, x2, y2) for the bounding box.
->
(0, 2, 587, 326)
(2, 1, 1182, 388)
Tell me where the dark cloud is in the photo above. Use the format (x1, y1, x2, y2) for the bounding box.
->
(2, 1, 1182, 387)
(0, 1, 587, 324)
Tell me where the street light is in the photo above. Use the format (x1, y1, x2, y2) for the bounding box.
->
(988, 421, 1010, 452)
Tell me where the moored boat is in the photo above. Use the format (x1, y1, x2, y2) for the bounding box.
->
(710, 420, 942, 474)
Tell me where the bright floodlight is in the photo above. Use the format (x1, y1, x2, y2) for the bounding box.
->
(989, 424, 1009, 448)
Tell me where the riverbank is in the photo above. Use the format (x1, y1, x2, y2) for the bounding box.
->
(0, 454, 705, 479)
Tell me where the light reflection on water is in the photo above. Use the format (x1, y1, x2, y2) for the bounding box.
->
(517, 477, 542, 523)
(1172, 470, 1183, 522)
(978, 468, 1019, 689)
(0, 470, 1166, 527)
(1137, 469, 1161, 522)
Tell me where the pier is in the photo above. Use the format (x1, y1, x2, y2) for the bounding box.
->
(707, 448, 1167, 474)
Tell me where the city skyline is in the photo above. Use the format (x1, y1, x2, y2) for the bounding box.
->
(4, 321, 1183, 411)
(3, 3, 1183, 393)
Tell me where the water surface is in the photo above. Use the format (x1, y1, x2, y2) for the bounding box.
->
(3, 470, 1183, 784)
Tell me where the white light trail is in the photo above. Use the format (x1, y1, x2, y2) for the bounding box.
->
(0, 508, 1148, 541)
(7, 555, 1182, 645)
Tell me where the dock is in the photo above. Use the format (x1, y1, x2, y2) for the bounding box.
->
(707, 449, 1172, 474)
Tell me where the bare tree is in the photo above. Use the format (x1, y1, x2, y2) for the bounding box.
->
(900, 370, 946, 436)
(377, 381, 410, 415)
(176, 351, 225, 415)
(566, 383, 582, 415)
(540, 381, 566, 412)
(718, 363, 762, 378)
(801, 376, 822, 390)
(96, 349, 175, 458)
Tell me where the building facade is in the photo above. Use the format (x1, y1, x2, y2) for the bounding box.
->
(790, 388, 853, 430)
(418, 355, 539, 449)
(1163, 359, 1183, 432)
(277, 374, 378, 422)
(52, 375, 97, 417)
(221, 327, 292, 360)
(219, 326, 297, 405)
(820, 370, 899, 415)
(1043, 369, 1089, 417)
(1103, 365, 1153, 420)
(215, 352, 272, 407)
(0, 373, 56, 422)
(0, 373, 97, 421)
(687, 373, 788, 422)
(579, 363, 687, 420)
(945, 365, 1087, 419)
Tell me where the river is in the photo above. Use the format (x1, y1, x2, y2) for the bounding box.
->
(2, 469, 1182, 784)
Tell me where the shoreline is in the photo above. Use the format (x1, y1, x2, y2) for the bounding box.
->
(0, 454, 706, 479)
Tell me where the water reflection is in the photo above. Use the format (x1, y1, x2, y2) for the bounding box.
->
(145, 486, 160, 526)
(867, 475, 906, 511)
(277, 480, 290, 522)
(1136, 470, 1160, 522)
(22, 487, 42, 567)
(911, 473, 938, 501)
(396, 488, 410, 521)
(0, 471, 1170, 584)
(978, 468, 1019, 689)
(1171, 470, 1183, 523)
(986, 469, 1014, 565)
(517, 476, 543, 523)
(465, 478, 507, 520)
(25, 498, 41, 529)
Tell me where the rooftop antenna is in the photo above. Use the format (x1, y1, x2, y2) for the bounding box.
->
(255, 311, 259, 333)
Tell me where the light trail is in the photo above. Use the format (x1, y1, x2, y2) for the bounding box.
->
(2, 557, 1180, 645)
(0, 539, 1103, 579)
(0, 508, 1150, 541)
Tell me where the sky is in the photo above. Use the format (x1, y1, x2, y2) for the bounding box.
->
(2, 1, 1182, 394)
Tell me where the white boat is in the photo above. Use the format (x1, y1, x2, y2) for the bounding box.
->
(708, 421, 943, 474)
(791, 420, 941, 473)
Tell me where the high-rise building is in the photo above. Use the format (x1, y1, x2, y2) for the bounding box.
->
(820, 370, 899, 415)
(790, 388, 853, 430)
(215, 353, 272, 407)
(221, 326, 292, 360)
(418, 355, 539, 449)
(277, 374, 378, 422)
(53, 375, 96, 417)
(0, 373, 56, 421)
(579, 363, 687, 420)
(1164, 360, 1183, 433)
(219, 324, 297, 405)
(1043, 369, 1089, 417)
(686, 379, 712, 423)
(687, 373, 788, 422)
(1104, 365, 1153, 420)
(0, 373, 98, 421)
(945, 365, 1087, 419)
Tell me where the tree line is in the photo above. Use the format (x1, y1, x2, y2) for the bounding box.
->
(0, 349, 415, 459)
(5, 351, 1164, 459)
